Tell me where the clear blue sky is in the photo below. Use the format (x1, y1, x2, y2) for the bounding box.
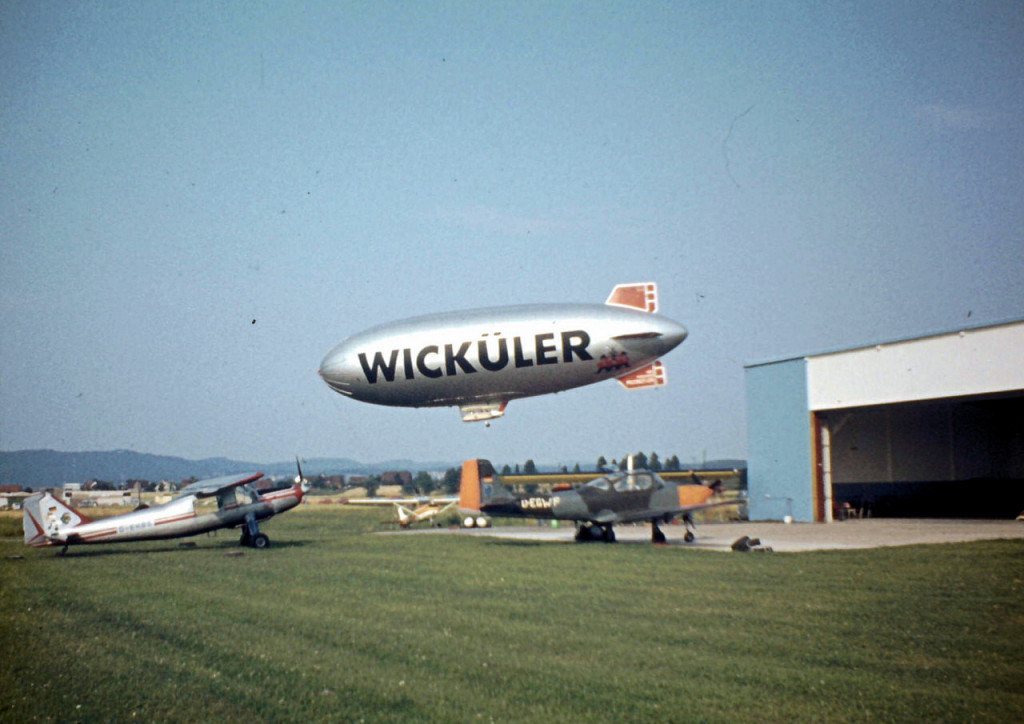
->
(2, 1, 1022, 467)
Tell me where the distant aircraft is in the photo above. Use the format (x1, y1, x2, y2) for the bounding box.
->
(23, 466, 307, 555)
(319, 282, 687, 422)
(458, 459, 741, 543)
(346, 494, 460, 528)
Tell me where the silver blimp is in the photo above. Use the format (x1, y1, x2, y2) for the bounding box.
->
(319, 282, 687, 422)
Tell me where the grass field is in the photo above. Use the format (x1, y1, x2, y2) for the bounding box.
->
(1, 508, 1022, 723)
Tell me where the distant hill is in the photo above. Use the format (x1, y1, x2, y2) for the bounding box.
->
(0, 450, 458, 490)
(0, 449, 746, 490)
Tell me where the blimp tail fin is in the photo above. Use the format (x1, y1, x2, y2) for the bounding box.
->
(605, 282, 658, 313)
(617, 361, 668, 390)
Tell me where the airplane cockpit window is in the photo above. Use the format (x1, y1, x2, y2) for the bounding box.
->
(585, 477, 612, 491)
(217, 486, 257, 509)
(612, 473, 653, 491)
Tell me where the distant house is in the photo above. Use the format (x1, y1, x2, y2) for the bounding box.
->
(380, 471, 412, 487)
(0, 492, 32, 510)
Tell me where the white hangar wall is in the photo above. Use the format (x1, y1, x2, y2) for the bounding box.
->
(745, 320, 1024, 522)
(806, 323, 1024, 410)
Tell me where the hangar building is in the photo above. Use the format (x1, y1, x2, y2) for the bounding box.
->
(745, 318, 1024, 522)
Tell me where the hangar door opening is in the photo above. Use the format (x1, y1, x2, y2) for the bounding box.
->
(816, 392, 1024, 519)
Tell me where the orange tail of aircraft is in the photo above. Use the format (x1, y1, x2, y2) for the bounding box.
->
(459, 459, 487, 514)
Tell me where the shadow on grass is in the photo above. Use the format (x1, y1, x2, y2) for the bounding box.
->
(479, 538, 561, 548)
(37, 538, 313, 558)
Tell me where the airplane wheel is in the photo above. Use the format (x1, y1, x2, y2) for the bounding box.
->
(239, 531, 251, 546)
(684, 531, 695, 543)
(603, 527, 616, 543)
(251, 534, 270, 549)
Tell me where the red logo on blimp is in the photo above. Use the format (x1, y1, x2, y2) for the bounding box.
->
(596, 352, 631, 373)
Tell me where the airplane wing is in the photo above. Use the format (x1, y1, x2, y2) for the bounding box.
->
(673, 498, 745, 515)
(347, 496, 458, 506)
(177, 472, 265, 498)
(610, 499, 742, 525)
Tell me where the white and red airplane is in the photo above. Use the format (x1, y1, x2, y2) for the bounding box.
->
(23, 468, 306, 555)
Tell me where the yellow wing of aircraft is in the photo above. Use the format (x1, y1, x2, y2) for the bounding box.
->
(346, 495, 460, 528)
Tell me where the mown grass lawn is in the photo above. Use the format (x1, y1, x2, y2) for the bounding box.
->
(1, 508, 1022, 723)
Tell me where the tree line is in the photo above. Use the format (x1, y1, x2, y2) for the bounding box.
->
(312, 452, 693, 497)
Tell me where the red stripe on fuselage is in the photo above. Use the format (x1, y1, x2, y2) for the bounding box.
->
(155, 512, 197, 525)
(80, 528, 117, 541)
(261, 490, 300, 503)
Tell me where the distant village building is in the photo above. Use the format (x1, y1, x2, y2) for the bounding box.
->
(380, 471, 412, 487)
(0, 492, 31, 510)
(63, 482, 132, 507)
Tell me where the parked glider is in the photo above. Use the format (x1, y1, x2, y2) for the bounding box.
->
(319, 282, 687, 422)
(23, 466, 307, 555)
(458, 459, 741, 543)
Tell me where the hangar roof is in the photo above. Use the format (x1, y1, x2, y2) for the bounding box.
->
(744, 316, 1024, 369)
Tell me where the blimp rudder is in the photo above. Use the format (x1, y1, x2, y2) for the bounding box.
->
(605, 281, 659, 312)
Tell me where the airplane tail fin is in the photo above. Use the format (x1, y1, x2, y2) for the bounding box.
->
(22, 492, 92, 547)
(459, 459, 516, 515)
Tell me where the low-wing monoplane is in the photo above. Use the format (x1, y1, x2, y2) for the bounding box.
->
(458, 459, 742, 543)
(23, 466, 307, 555)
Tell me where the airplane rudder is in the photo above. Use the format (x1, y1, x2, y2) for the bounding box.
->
(22, 493, 53, 547)
(459, 459, 482, 513)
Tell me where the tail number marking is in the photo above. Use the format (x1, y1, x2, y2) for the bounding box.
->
(519, 497, 554, 511)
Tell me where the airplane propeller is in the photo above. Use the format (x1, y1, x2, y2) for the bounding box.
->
(295, 456, 311, 493)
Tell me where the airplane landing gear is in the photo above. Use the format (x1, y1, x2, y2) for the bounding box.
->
(682, 514, 696, 543)
(239, 514, 270, 548)
(575, 523, 616, 543)
(651, 522, 667, 544)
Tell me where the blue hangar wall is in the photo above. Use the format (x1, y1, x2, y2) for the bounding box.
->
(745, 358, 813, 521)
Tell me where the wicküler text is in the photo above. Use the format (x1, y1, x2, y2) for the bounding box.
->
(358, 330, 593, 383)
